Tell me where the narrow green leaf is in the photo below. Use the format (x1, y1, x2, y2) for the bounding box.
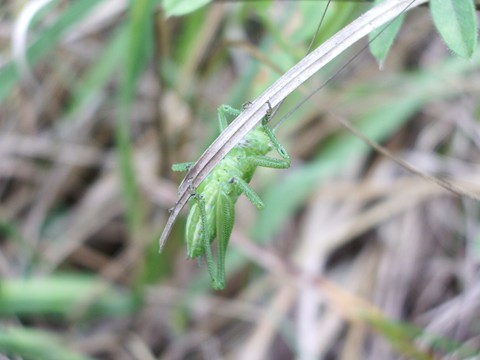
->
(363, 313, 480, 358)
(0, 275, 136, 317)
(67, 27, 126, 116)
(163, 0, 211, 17)
(475, 233, 480, 261)
(369, 0, 405, 66)
(430, 0, 477, 58)
(116, 0, 155, 232)
(0, 327, 93, 360)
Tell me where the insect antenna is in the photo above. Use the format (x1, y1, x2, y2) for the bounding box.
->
(272, 0, 418, 133)
(269, 0, 332, 128)
(306, 0, 333, 55)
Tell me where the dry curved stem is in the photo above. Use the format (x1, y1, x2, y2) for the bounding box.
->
(13, 0, 54, 87)
(158, 0, 428, 250)
(328, 110, 480, 202)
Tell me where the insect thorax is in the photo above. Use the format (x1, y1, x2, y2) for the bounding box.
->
(238, 126, 272, 156)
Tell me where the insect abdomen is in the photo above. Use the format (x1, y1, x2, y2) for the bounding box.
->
(185, 193, 216, 258)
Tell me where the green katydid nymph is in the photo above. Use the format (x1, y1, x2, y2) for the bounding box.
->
(172, 104, 290, 290)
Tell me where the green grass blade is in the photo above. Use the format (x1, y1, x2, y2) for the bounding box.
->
(364, 313, 480, 358)
(67, 27, 127, 116)
(116, 0, 155, 232)
(163, 0, 212, 17)
(0, 327, 93, 360)
(0, 275, 136, 317)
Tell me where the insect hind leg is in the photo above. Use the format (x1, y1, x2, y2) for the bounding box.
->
(191, 190, 234, 290)
(258, 115, 291, 168)
(191, 193, 218, 288)
(213, 191, 235, 290)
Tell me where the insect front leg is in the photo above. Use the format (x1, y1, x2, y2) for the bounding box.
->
(217, 105, 242, 132)
(260, 118, 291, 169)
(230, 176, 265, 210)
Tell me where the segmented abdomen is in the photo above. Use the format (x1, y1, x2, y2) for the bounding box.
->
(185, 164, 241, 258)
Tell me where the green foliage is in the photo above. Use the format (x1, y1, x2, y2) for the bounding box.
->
(369, 0, 478, 63)
(0, 275, 136, 359)
(117, 0, 155, 233)
(430, 0, 478, 58)
(369, 0, 405, 66)
(475, 233, 480, 261)
(0, 327, 93, 360)
(364, 313, 480, 359)
(163, 0, 212, 17)
(66, 27, 126, 116)
(0, 275, 136, 317)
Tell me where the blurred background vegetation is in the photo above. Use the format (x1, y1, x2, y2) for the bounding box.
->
(1, 0, 480, 359)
